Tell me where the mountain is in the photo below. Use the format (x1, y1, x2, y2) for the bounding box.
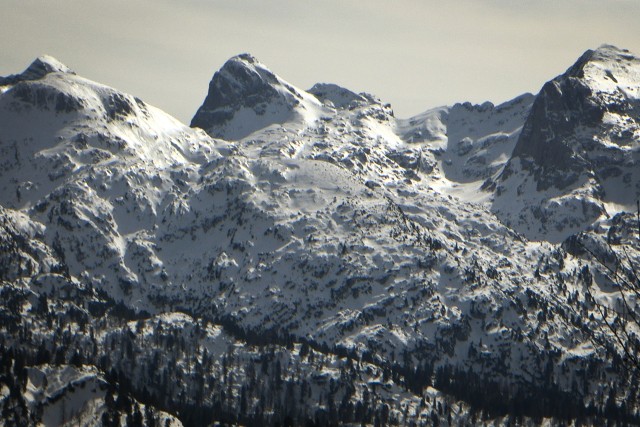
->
(493, 45, 640, 241)
(0, 55, 74, 86)
(191, 53, 325, 140)
(1, 47, 640, 426)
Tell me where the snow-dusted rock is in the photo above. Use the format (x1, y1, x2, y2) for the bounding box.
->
(495, 45, 640, 241)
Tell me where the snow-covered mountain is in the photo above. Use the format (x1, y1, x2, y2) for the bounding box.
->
(2, 46, 640, 426)
(494, 45, 640, 241)
(190, 53, 326, 140)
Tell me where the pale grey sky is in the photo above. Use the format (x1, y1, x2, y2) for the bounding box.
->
(3, 0, 640, 123)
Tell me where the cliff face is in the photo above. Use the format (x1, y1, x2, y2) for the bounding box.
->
(493, 45, 640, 241)
(509, 45, 640, 184)
(190, 53, 323, 140)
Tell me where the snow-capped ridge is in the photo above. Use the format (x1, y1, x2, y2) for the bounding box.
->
(0, 58, 221, 211)
(0, 55, 74, 86)
(565, 44, 639, 79)
(308, 83, 368, 109)
(2, 44, 640, 426)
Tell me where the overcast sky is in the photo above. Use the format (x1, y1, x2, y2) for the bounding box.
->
(3, 1, 640, 123)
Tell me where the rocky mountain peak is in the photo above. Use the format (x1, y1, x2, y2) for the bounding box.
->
(212, 53, 293, 103)
(24, 55, 74, 78)
(0, 55, 74, 86)
(493, 45, 640, 241)
(190, 53, 316, 139)
(506, 44, 640, 181)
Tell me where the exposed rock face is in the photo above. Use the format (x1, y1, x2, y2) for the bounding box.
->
(308, 82, 368, 108)
(190, 54, 315, 140)
(494, 45, 640, 241)
(0, 55, 74, 86)
(2, 48, 640, 425)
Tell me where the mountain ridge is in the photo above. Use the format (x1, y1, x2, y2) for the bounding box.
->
(1, 45, 639, 425)
(0, 55, 74, 86)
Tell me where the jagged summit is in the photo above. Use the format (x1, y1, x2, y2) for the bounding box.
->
(199, 53, 302, 110)
(0, 55, 73, 86)
(508, 43, 640, 176)
(191, 53, 323, 140)
(493, 44, 640, 241)
(23, 55, 74, 78)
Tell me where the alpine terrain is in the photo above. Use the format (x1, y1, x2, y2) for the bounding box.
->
(1, 45, 640, 426)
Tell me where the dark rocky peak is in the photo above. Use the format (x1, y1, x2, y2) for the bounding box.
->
(0, 55, 74, 86)
(563, 48, 598, 79)
(22, 55, 74, 79)
(504, 44, 640, 190)
(191, 53, 306, 135)
(308, 83, 368, 109)
(206, 53, 302, 108)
